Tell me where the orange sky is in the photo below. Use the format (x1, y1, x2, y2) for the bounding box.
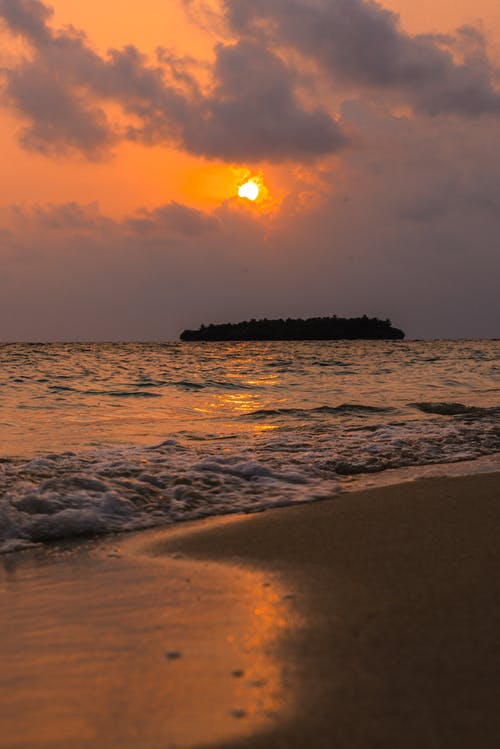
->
(1, 0, 499, 217)
(385, 0, 500, 37)
(1, 0, 499, 340)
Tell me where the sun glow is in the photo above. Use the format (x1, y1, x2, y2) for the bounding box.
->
(238, 180, 260, 201)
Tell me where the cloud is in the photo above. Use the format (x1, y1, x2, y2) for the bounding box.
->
(1, 1, 499, 342)
(125, 202, 220, 236)
(0, 0, 52, 43)
(1, 0, 499, 164)
(11, 202, 114, 231)
(224, 0, 500, 117)
(0, 0, 345, 161)
(12, 199, 220, 238)
(182, 39, 346, 160)
(2, 105, 500, 342)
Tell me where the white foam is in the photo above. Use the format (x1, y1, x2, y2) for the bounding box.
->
(1, 405, 499, 552)
(0, 444, 338, 552)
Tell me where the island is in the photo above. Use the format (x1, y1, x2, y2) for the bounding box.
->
(180, 315, 405, 341)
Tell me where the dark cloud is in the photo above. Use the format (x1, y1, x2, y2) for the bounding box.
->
(126, 202, 220, 236)
(1, 1, 499, 341)
(2, 105, 500, 341)
(1, 0, 499, 164)
(13, 200, 220, 237)
(13, 202, 114, 231)
(5, 63, 115, 157)
(0, 0, 52, 43)
(224, 0, 500, 117)
(0, 0, 344, 160)
(182, 39, 345, 160)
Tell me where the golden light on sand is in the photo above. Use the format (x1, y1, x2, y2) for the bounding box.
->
(238, 180, 260, 201)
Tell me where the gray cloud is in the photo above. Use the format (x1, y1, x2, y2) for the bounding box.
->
(224, 0, 500, 117)
(0, 0, 344, 160)
(5, 63, 115, 157)
(0, 0, 51, 43)
(12, 202, 114, 231)
(2, 106, 500, 342)
(182, 39, 345, 160)
(1, 1, 499, 342)
(125, 202, 220, 236)
(1, 0, 499, 164)
(13, 200, 220, 238)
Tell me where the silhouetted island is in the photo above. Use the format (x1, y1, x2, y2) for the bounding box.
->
(180, 316, 405, 341)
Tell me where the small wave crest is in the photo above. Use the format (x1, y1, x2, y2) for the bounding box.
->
(172, 380, 206, 390)
(244, 404, 392, 419)
(2, 402, 499, 553)
(84, 389, 162, 398)
(0, 447, 335, 553)
(171, 378, 257, 392)
(411, 402, 500, 417)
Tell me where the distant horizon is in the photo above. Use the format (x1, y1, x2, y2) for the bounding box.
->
(1, 336, 498, 344)
(0, 306, 498, 343)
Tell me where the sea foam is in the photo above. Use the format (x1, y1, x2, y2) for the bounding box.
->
(1, 341, 499, 551)
(1, 402, 499, 552)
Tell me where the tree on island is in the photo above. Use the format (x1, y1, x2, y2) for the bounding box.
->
(180, 315, 405, 341)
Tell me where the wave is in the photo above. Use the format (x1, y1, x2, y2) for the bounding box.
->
(2, 403, 499, 553)
(411, 402, 500, 417)
(244, 404, 393, 418)
(129, 380, 168, 388)
(206, 379, 256, 390)
(316, 404, 392, 414)
(83, 389, 163, 398)
(172, 380, 206, 390)
(310, 360, 353, 368)
(0, 448, 335, 553)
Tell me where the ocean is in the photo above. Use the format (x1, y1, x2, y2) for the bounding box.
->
(0, 340, 498, 552)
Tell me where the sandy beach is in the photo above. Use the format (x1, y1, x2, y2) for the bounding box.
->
(2, 0, 499, 746)
(1, 472, 499, 749)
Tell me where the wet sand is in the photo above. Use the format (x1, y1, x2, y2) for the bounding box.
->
(1, 472, 499, 748)
(160, 471, 500, 749)
(0, 532, 293, 749)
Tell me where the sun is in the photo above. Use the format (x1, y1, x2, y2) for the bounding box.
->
(238, 180, 260, 201)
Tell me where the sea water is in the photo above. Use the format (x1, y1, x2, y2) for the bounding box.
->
(0, 340, 498, 552)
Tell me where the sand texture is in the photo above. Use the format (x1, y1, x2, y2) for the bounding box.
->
(163, 472, 500, 749)
(1, 473, 499, 749)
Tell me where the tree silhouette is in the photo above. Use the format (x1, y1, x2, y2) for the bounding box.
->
(180, 316, 405, 341)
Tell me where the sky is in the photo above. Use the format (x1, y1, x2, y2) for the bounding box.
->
(0, 0, 499, 340)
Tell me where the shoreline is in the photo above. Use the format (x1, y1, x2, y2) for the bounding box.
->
(2, 453, 499, 556)
(1, 472, 499, 748)
(158, 471, 500, 749)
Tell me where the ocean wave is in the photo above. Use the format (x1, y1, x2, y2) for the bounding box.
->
(83, 389, 163, 398)
(311, 360, 353, 368)
(129, 380, 168, 388)
(206, 379, 256, 390)
(411, 402, 500, 417)
(172, 380, 206, 390)
(1, 405, 499, 552)
(244, 404, 393, 418)
(0, 447, 334, 553)
(2, 340, 499, 552)
(169, 378, 260, 392)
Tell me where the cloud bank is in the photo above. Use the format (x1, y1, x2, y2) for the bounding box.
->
(1, 0, 500, 162)
(224, 0, 500, 116)
(0, 0, 344, 160)
(1, 103, 499, 341)
(0, 1, 499, 341)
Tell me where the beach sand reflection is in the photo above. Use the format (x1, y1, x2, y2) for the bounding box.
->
(0, 530, 294, 748)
